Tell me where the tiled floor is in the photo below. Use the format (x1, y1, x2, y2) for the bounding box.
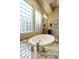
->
(20, 39, 59, 59)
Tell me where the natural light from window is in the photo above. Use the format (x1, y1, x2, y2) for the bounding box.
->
(20, 0, 42, 33)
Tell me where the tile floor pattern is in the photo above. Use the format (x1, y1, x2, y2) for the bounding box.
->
(20, 39, 59, 59)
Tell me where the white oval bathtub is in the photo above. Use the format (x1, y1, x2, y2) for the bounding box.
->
(28, 34, 55, 46)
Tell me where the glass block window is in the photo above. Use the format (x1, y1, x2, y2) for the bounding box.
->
(35, 10, 42, 32)
(20, 0, 33, 33)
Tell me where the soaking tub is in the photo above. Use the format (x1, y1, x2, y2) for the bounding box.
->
(28, 34, 55, 46)
(28, 34, 55, 58)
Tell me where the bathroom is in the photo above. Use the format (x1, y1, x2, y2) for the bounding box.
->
(20, 0, 59, 59)
(0, 0, 78, 59)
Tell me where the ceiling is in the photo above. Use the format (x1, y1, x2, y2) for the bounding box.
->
(37, 0, 59, 16)
(25, 0, 59, 18)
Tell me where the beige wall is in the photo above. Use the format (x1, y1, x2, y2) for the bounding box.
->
(48, 7, 59, 38)
(42, 7, 59, 38)
(42, 18, 48, 29)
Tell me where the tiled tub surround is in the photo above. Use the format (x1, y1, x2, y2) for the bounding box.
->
(20, 39, 59, 59)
